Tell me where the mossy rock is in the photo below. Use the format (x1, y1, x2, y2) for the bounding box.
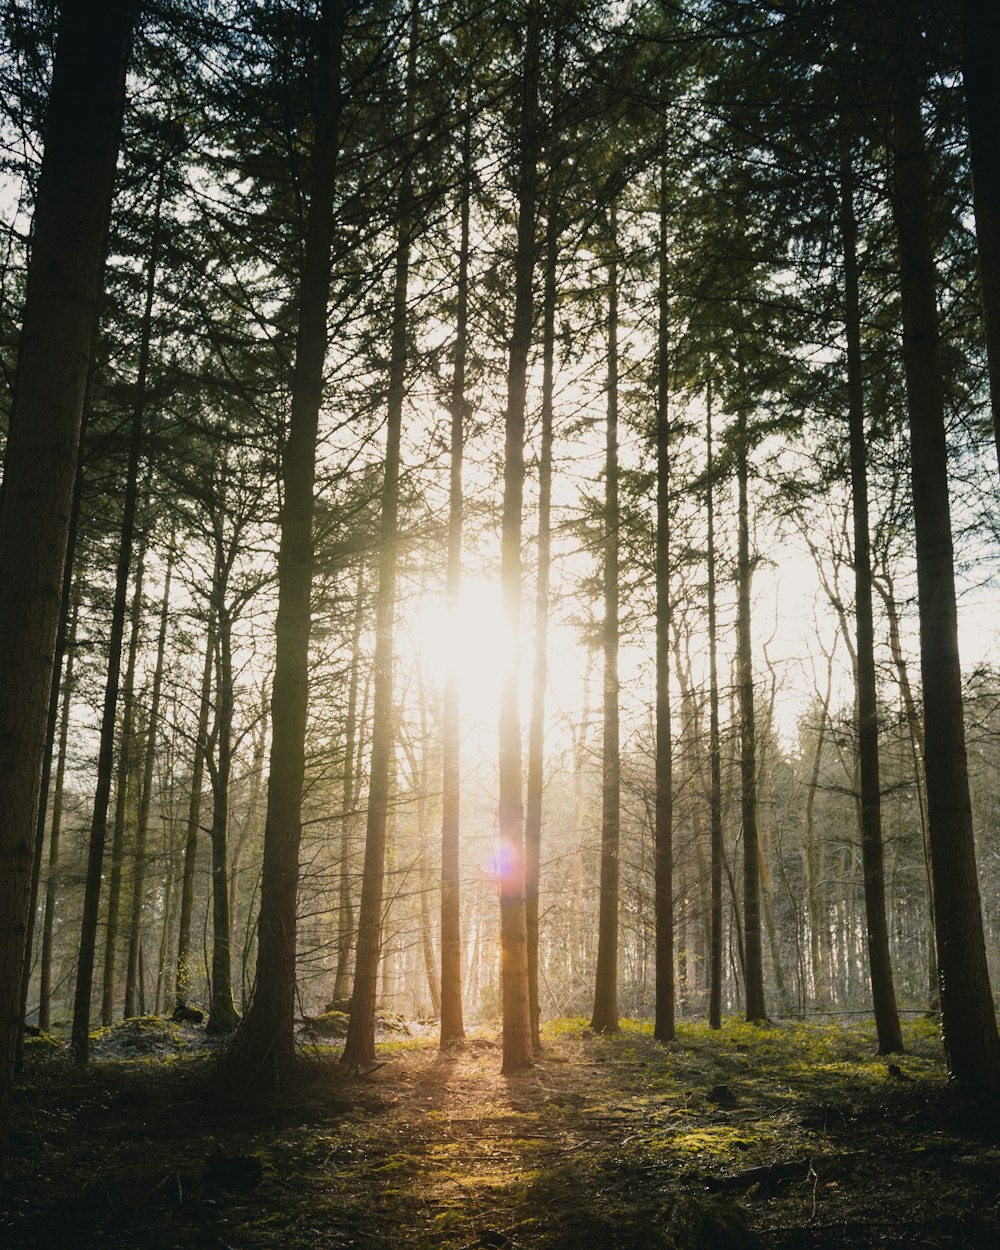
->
(376, 1009, 410, 1036)
(306, 1008, 411, 1039)
(92, 1014, 189, 1056)
(22, 1030, 63, 1053)
(307, 1010, 350, 1038)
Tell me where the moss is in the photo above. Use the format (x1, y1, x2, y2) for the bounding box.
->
(306, 1010, 350, 1038)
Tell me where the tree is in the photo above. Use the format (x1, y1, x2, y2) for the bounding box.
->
(885, 0, 1000, 1089)
(340, 0, 419, 1070)
(653, 161, 675, 1044)
(439, 108, 472, 1048)
(498, 0, 542, 1075)
(0, 0, 133, 1150)
(705, 386, 724, 1030)
(839, 134, 903, 1055)
(227, 0, 343, 1085)
(733, 398, 766, 1023)
(591, 204, 621, 1036)
(958, 0, 1000, 474)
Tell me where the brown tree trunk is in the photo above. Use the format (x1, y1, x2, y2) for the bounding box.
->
(228, 684, 269, 951)
(887, 3, 1000, 1088)
(874, 565, 937, 1006)
(840, 140, 903, 1054)
(341, 0, 416, 1068)
(206, 599, 240, 1034)
(706, 388, 724, 1030)
(227, 0, 342, 1086)
(0, 0, 132, 1147)
(735, 405, 767, 1023)
(439, 111, 472, 1046)
(498, 0, 541, 1074)
(803, 653, 832, 1006)
(124, 541, 174, 1018)
(78, 156, 165, 1054)
(591, 204, 620, 1036)
(175, 617, 215, 1011)
(18, 390, 92, 1063)
(959, 0, 1000, 476)
(333, 563, 364, 1007)
(653, 164, 674, 1043)
(101, 519, 149, 1025)
(412, 694, 441, 1016)
(38, 589, 82, 1034)
(525, 168, 558, 1052)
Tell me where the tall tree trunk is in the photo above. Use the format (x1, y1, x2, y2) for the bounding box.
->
(124, 541, 174, 1018)
(887, 3, 1000, 1088)
(0, 0, 132, 1147)
(101, 518, 149, 1025)
(412, 689, 441, 1016)
(569, 657, 593, 995)
(38, 588, 82, 1034)
(498, 0, 541, 1074)
(735, 405, 767, 1023)
(75, 158, 165, 1059)
(591, 204, 620, 1036)
(653, 163, 674, 1043)
(341, 0, 416, 1068)
(228, 684, 269, 948)
(18, 388, 92, 1063)
(174, 616, 215, 1011)
(439, 110, 472, 1046)
(840, 141, 903, 1054)
(525, 167, 558, 1052)
(154, 834, 178, 1016)
(333, 563, 364, 1007)
(706, 389, 724, 1030)
(206, 598, 239, 1034)
(959, 0, 1000, 475)
(227, 0, 342, 1085)
(803, 654, 833, 1005)
(874, 566, 938, 1006)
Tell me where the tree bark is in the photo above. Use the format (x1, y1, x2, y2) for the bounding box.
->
(124, 541, 174, 1018)
(525, 166, 558, 1052)
(77, 156, 165, 1055)
(591, 204, 620, 1036)
(37, 589, 82, 1034)
(706, 388, 724, 1030)
(887, 3, 1000, 1088)
(498, 0, 541, 1074)
(840, 140, 903, 1054)
(227, 0, 342, 1086)
(206, 594, 239, 1034)
(174, 616, 215, 1011)
(341, 0, 417, 1068)
(735, 404, 767, 1023)
(332, 562, 364, 1007)
(101, 518, 149, 1025)
(18, 389, 92, 1063)
(653, 163, 675, 1044)
(958, 0, 1000, 476)
(439, 110, 472, 1046)
(0, 0, 132, 1149)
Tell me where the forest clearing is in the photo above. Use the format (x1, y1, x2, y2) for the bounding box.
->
(5, 1016, 999, 1249)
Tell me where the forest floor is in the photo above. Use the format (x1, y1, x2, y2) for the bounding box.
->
(3, 1014, 1000, 1249)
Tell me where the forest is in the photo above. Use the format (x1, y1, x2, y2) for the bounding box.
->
(1, 0, 1000, 1245)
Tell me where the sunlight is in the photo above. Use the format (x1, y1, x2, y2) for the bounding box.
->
(406, 575, 511, 726)
(403, 573, 598, 760)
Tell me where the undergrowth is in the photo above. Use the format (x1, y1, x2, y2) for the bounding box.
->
(3, 1015, 999, 1249)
